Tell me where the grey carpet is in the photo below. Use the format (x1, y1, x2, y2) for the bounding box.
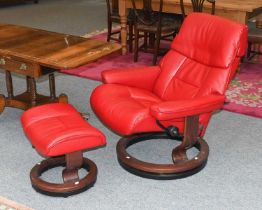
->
(0, 1, 261, 210)
(0, 0, 107, 35)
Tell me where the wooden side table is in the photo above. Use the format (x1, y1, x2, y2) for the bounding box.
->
(0, 23, 121, 114)
(0, 61, 67, 113)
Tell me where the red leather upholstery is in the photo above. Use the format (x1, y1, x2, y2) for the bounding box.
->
(91, 13, 247, 136)
(21, 103, 106, 157)
(171, 13, 247, 68)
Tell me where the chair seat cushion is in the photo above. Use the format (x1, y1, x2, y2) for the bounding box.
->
(91, 84, 184, 135)
(21, 103, 106, 157)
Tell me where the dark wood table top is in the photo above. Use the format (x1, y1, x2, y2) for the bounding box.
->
(0, 23, 121, 69)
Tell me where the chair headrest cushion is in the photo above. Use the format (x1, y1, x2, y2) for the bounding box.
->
(171, 13, 248, 68)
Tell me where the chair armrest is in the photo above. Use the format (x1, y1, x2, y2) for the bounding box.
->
(150, 95, 225, 120)
(102, 66, 161, 91)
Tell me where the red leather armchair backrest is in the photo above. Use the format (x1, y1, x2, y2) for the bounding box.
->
(153, 13, 247, 101)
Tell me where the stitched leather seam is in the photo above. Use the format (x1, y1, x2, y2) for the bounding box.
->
(154, 101, 223, 116)
(126, 87, 152, 131)
(161, 56, 187, 98)
(47, 135, 105, 155)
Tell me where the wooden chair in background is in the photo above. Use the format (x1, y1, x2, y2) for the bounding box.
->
(180, 0, 216, 19)
(246, 15, 262, 63)
(106, 0, 134, 52)
(131, 0, 182, 65)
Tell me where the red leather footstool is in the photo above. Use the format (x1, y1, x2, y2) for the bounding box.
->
(21, 103, 106, 196)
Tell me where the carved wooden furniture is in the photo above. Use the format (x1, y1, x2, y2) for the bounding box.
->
(119, 0, 261, 55)
(21, 103, 106, 196)
(131, 0, 182, 65)
(0, 23, 121, 114)
(180, 0, 216, 19)
(106, 0, 134, 52)
(246, 15, 262, 63)
(90, 13, 247, 179)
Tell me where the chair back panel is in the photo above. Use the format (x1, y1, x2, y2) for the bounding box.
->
(131, 0, 163, 26)
(106, 0, 119, 15)
(180, 0, 216, 19)
(153, 51, 186, 99)
(172, 13, 247, 68)
(153, 13, 247, 101)
(155, 51, 229, 100)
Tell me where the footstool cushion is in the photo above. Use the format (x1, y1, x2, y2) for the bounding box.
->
(21, 103, 106, 156)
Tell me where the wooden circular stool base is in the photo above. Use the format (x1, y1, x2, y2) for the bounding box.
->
(116, 132, 209, 180)
(30, 156, 97, 197)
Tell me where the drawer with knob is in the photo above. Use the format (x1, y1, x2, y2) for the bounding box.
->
(0, 56, 41, 77)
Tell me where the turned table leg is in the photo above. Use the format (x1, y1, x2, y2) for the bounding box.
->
(1, 67, 69, 112)
(49, 73, 56, 100)
(119, 0, 128, 55)
(28, 77, 37, 107)
(5, 71, 14, 99)
(26, 76, 31, 93)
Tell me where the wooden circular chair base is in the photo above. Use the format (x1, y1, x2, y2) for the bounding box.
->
(30, 156, 97, 197)
(116, 132, 209, 180)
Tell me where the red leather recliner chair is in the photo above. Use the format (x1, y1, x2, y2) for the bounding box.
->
(91, 13, 247, 179)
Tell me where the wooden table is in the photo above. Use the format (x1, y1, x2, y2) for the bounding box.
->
(119, 0, 262, 54)
(0, 23, 121, 113)
(0, 0, 38, 6)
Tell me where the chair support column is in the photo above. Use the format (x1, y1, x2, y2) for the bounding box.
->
(62, 151, 83, 183)
(172, 116, 199, 163)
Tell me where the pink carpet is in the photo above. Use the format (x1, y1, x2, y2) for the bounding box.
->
(62, 51, 153, 81)
(61, 32, 262, 119)
(61, 31, 160, 81)
(223, 63, 262, 118)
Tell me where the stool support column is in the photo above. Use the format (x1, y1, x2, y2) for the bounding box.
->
(62, 151, 83, 183)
